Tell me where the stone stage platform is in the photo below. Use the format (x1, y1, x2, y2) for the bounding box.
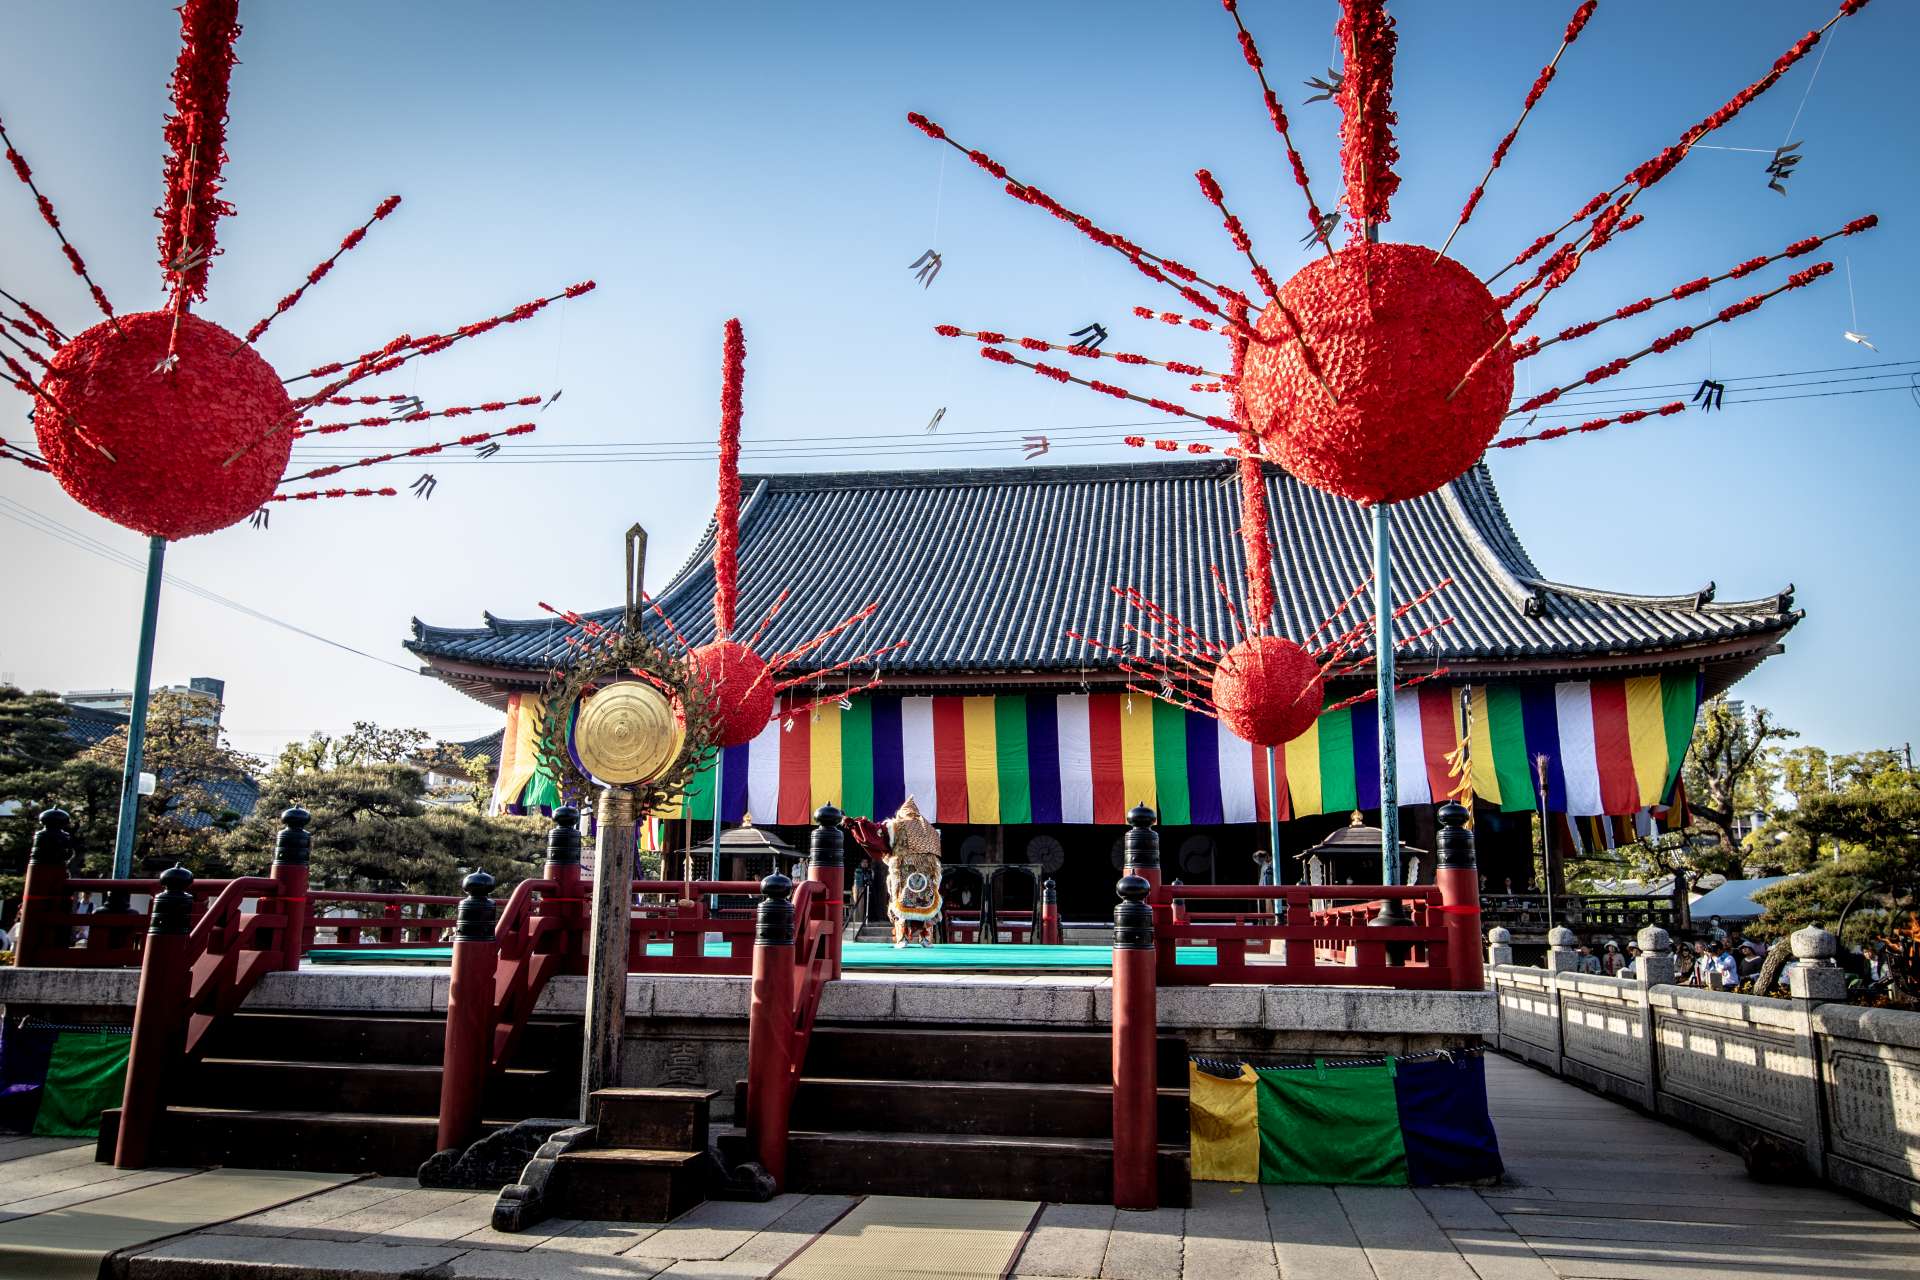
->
(9, 1053, 1915, 1279)
(0, 964, 1494, 1124)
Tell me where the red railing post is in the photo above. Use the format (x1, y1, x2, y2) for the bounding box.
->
(1041, 878, 1061, 945)
(267, 807, 310, 970)
(435, 871, 499, 1154)
(746, 872, 796, 1188)
(1111, 873, 1158, 1210)
(1434, 801, 1484, 990)
(807, 804, 845, 980)
(540, 806, 586, 972)
(115, 865, 195, 1169)
(15, 808, 74, 968)
(1122, 803, 1169, 981)
(380, 901, 402, 946)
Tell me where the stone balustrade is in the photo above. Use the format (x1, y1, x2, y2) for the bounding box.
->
(1485, 923, 1920, 1218)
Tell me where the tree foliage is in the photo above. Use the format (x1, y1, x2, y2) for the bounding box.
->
(1682, 695, 1795, 852)
(1752, 764, 1920, 950)
(232, 723, 543, 894)
(0, 687, 120, 897)
(79, 691, 258, 877)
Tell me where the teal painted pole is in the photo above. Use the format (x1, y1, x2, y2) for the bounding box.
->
(1374, 502, 1400, 888)
(112, 536, 167, 878)
(708, 748, 725, 911)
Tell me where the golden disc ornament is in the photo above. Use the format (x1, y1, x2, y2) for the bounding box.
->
(574, 681, 685, 785)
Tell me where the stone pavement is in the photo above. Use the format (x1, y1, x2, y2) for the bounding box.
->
(4, 1052, 1916, 1278)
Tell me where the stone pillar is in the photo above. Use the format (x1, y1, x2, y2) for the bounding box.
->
(580, 785, 638, 1113)
(1487, 926, 1513, 968)
(1632, 926, 1674, 1106)
(1546, 925, 1578, 974)
(1787, 924, 1846, 1178)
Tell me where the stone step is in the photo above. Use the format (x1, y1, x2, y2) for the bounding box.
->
(96, 1106, 505, 1176)
(784, 1129, 1191, 1206)
(804, 1026, 1187, 1085)
(549, 1148, 709, 1222)
(197, 1010, 580, 1068)
(737, 1077, 1190, 1141)
(177, 1057, 574, 1118)
(587, 1087, 716, 1152)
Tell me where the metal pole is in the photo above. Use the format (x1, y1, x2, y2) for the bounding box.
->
(112, 536, 166, 878)
(1373, 502, 1399, 886)
(708, 749, 725, 912)
(1265, 746, 1282, 870)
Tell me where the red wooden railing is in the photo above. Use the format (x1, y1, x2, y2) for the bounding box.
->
(113, 868, 294, 1168)
(1157, 883, 1464, 987)
(743, 870, 837, 1188)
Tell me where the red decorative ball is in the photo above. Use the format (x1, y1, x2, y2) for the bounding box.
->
(691, 640, 775, 749)
(35, 310, 293, 539)
(1239, 242, 1514, 505)
(1211, 635, 1324, 748)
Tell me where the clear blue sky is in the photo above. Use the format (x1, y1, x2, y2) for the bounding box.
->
(1, 2, 1914, 761)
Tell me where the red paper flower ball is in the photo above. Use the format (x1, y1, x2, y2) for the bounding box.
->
(1239, 242, 1514, 505)
(691, 639, 776, 749)
(34, 310, 293, 540)
(1211, 634, 1324, 748)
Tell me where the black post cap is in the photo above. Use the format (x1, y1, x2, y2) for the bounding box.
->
(809, 803, 844, 870)
(545, 805, 582, 867)
(1042, 878, 1058, 905)
(30, 808, 73, 867)
(1113, 874, 1154, 950)
(1123, 803, 1159, 873)
(454, 871, 497, 943)
(272, 807, 312, 867)
(149, 865, 195, 936)
(1435, 800, 1476, 869)
(756, 872, 795, 946)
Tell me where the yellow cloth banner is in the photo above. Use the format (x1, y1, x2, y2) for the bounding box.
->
(1187, 1062, 1259, 1184)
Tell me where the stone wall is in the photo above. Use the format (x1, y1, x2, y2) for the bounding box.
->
(1, 965, 1494, 1126)
(1484, 923, 1920, 1219)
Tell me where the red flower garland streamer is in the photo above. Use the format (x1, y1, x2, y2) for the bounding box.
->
(1229, 317, 1275, 633)
(0, 114, 117, 324)
(934, 325, 1223, 379)
(1519, 213, 1877, 358)
(979, 346, 1238, 432)
(1490, 401, 1686, 450)
(0, 286, 65, 346)
(279, 422, 535, 484)
(157, 0, 241, 307)
(1514, 263, 1835, 415)
(268, 486, 398, 503)
(1439, 0, 1598, 258)
(1217, 0, 1333, 254)
(243, 195, 402, 345)
(907, 112, 1256, 325)
(0, 438, 50, 472)
(714, 317, 746, 640)
(1195, 169, 1280, 300)
(1335, 0, 1400, 232)
(286, 282, 597, 384)
(1133, 306, 1223, 335)
(293, 394, 543, 438)
(1495, 0, 1868, 289)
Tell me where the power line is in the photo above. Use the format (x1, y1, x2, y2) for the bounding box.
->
(0, 497, 426, 677)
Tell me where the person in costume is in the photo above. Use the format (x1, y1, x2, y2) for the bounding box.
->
(873, 796, 942, 948)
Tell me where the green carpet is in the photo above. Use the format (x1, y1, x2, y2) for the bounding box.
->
(308, 941, 1226, 969)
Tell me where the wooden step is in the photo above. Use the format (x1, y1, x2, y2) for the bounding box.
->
(804, 1026, 1187, 1085)
(587, 1088, 715, 1152)
(177, 1058, 574, 1117)
(784, 1129, 1191, 1207)
(96, 1106, 505, 1176)
(744, 1077, 1189, 1141)
(196, 1011, 580, 1068)
(549, 1148, 709, 1222)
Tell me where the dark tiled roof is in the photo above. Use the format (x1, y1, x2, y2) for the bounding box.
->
(63, 703, 130, 747)
(454, 729, 503, 781)
(408, 460, 1798, 687)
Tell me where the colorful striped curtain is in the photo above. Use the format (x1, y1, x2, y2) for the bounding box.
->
(490, 692, 564, 815)
(1459, 671, 1700, 816)
(664, 692, 1285, 827)
(608, 672, 1699, 826)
